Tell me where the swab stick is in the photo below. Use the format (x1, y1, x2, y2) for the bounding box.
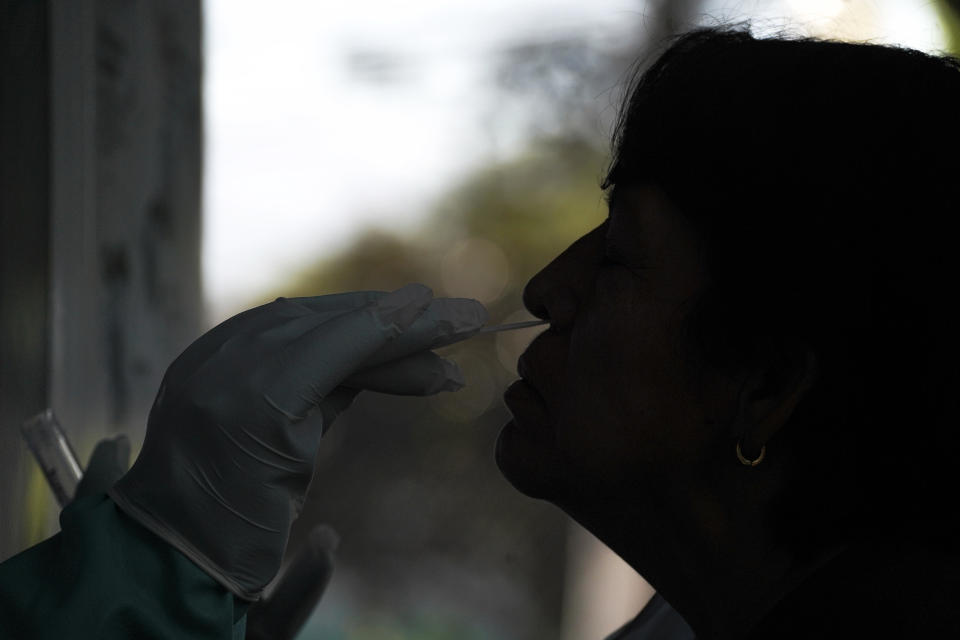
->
(476, 319, 549, 334)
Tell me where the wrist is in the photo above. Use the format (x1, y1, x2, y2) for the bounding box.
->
(108, 464, 288, 601)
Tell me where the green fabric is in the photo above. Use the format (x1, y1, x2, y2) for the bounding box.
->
(0, 493, 248, 639)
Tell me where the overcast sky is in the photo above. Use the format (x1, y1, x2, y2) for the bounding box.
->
(201, 0, 947, 322)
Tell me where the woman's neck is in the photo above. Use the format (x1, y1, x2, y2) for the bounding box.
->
(559, 483, 845, 640)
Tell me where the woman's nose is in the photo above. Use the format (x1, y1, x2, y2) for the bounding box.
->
(523, 281, 578, 331)
(522, 225, 604, 331)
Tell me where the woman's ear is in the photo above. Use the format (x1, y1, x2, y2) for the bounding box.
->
(735, 346, 818, 460)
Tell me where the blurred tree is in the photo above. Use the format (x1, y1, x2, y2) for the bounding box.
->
(939, 0, 960, 54)
(490, 0, 710, 143)
(272, 136, 606, 640)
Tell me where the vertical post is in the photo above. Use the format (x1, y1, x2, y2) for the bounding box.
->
(0, 0, 52, 561)
(0, 0, 203, 561)
(47, 0, 104, 539)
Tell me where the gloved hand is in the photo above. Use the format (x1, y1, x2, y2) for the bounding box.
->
(108, 284, 487, 600)
(72, 435, 340, 640)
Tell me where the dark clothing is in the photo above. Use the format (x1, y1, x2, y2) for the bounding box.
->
(607, 537, 960, 640)
(748, 537, 960, 638)
(0, 493, 246, 639)
(605, 593, 696, 640)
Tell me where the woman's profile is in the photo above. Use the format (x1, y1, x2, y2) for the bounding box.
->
(501, 24, 960, 638)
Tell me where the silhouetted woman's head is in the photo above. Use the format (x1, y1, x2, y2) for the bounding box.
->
(602, 25, 960, 552)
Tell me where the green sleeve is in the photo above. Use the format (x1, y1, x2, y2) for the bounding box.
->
(0, 492, 249, 639)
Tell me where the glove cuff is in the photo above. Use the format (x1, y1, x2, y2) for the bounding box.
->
(108, 484, 267, 602)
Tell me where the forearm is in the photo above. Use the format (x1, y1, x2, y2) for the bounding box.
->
(0, 492, 247, 639)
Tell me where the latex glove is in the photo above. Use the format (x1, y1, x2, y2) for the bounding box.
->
(109, 284, 487, 600)
(72, 435, 340, 640)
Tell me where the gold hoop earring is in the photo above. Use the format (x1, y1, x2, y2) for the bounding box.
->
(736, 440, 766, 467)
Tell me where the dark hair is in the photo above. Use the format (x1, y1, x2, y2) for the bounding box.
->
(603, 25, 960, 553)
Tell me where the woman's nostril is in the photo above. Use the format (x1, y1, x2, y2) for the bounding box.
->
(537, 287, 577, 330)
(529, 304, 549, 322)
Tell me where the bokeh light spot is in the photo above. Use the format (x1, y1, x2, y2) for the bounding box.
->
(440, 236, 509, 304)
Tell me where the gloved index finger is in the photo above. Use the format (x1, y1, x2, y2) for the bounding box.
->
(267, 292, 485, 356)
(259, 284, 434, 418)
(164, 292, 386, 396)
(358, 296, 488, 368)
(280, 290, 386, 314)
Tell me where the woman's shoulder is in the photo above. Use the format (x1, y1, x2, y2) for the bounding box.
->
(749, 537, 960, 639)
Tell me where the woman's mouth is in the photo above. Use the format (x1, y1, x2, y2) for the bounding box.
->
(503, 378, 551, 429)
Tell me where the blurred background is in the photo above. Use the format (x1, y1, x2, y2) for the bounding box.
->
(1, 1, 958, 638)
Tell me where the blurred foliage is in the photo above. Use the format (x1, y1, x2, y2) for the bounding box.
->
(485, 0, 708, 146)
(274, 134, 607, 640)
(279, 135, 608, 305)
(939, 0, 960, 54)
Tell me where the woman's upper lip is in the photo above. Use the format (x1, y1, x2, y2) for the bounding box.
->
(517, 330, 558, 395)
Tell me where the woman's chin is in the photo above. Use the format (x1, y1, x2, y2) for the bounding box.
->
(495, 419, 566, 501)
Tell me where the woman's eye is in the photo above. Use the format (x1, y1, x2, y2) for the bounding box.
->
(599, 254, 622, 268)
(598, 251, 647, 278)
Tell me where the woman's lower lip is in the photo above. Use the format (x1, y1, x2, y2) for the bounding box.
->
(504, 378, 543, 402)
(503, 379, 550, 424)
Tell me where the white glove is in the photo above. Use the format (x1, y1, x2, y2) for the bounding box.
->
(109, 284, 487, 600)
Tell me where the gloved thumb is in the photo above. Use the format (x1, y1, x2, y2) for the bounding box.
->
(73, 435, 131, 502)
(245, 524, 339, 640)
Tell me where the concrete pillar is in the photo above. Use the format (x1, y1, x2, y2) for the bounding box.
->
(0, 0, 203, 561)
